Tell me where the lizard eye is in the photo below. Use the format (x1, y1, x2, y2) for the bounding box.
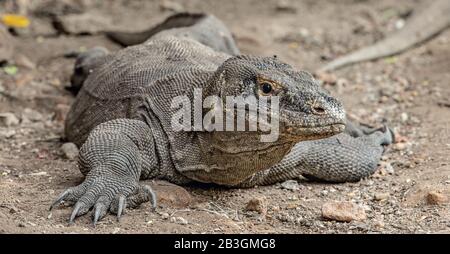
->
(260, 82, 273, 94)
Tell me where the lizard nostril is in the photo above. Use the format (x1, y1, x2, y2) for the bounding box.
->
(312, 105, 326, 115)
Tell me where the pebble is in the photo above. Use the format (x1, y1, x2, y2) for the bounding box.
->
(426, 191, 448, 205)
(151, 181, 192, 208)
(393, 142, 407, 151)
(56, 13, 111, 34)
(281, 180, 300, 191)
(373, 192, 390, 201)
(160, 0, 184, 12)
(277, 212, 295, 223)
(170, 216, 188, 225)
(400, 112, 409, 122)
(275, 0, 297, 13)
(0, 129, 16, 138)
(160, 212, 170, 220)
(21, 108, 44, 123)
(0, 112, 20, 127)
(395, 19, 405, 30)
(374, 219, 385, 229)
(245, 197, 267, 214)
(322, 201, 367, 222)
(28, 171, 48, 176)
(61, 142, 79, 160)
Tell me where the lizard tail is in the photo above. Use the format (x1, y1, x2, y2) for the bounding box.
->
(105, 13, 207, 46)
(318, 0, 450, 72)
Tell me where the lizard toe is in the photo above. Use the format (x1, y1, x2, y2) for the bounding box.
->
(125, 184, 157, 211)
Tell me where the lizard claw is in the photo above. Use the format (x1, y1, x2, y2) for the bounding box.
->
(49, 189, 70, 211)
(143, 185, 157, 211)
(50, 174, 157, 225)
(69, 202, 82, 225)
(93, 203, 107, 226)
(116, 195, 126, 222)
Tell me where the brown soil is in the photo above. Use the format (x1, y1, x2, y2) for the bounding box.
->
(0, 0, 449, 233)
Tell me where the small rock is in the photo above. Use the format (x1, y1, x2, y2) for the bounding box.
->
(14, 54, 35, 69)
(0, 129, 16, 138)
(393, 142, 407, 151)
(395, 19, 405, 30)
(379, 161, 395, 174)
(160, 0, 184, 12)
(151, 181, 192, 208)
(61, 142, 79, 160)
(281, 180, 300, 191)
(245, 197, 267, 214)
(400, 112, 409, 122)
(21, 108, 44, 123)
(9, 206, 19, 214)
(28, 171, 48, 176)
(160, 212, 170, 220)
(373, 192, 390, 201)
(275, 0, 297, 13)
(277, 212, 295, 223)
(426, 191, 448, 205)
(56, 13, 111, 34)
(0, 112, 20, 127)
(322, 201, 367, 222)
(170, 216, 188, 225)
(374, 219, 385, 229)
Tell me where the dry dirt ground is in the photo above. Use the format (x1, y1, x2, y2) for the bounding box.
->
(0, 0, 449, 234)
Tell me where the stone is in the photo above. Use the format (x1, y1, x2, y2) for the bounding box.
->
(426, 191, 448, 205)
(160, 0, 184, 12)
(245, 197, 267, 214)
(275, 0, 297, 13)
(393, 143, 407, 151)
(0, 112, 20, 127)
(160, 212, 170, 220)
(379, 161, 395, 175)
(21, 108, 44, 123)
(322, 201, 366, 222)
(150, 181, 192, 208)
(0, 129, 16, 138)
(281, 180, 300, 191)
(170, 216, 188, 225)
(61, 142, 79, 160)
(373, 192, 390, 201)
(56, 13, 111, 34)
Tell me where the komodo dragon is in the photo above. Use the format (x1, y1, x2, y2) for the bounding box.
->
(51, 13, 394, 225)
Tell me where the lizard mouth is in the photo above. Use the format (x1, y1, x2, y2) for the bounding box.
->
(281, 122, 346, 141)
(277, 108, 346, 141)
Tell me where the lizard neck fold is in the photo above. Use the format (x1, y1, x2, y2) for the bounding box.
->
(180, 131, 295, 186)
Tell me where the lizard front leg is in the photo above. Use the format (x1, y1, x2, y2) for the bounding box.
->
(51, 119, 158, 225)
(239, 124, 394, 187)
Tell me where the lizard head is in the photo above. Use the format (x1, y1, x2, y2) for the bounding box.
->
(206, 55, 346, 142)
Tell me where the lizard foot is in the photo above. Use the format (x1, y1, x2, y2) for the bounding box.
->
(50, 173, 156, 225)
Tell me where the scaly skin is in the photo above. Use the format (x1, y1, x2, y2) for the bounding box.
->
(51, 13, 393, 225)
